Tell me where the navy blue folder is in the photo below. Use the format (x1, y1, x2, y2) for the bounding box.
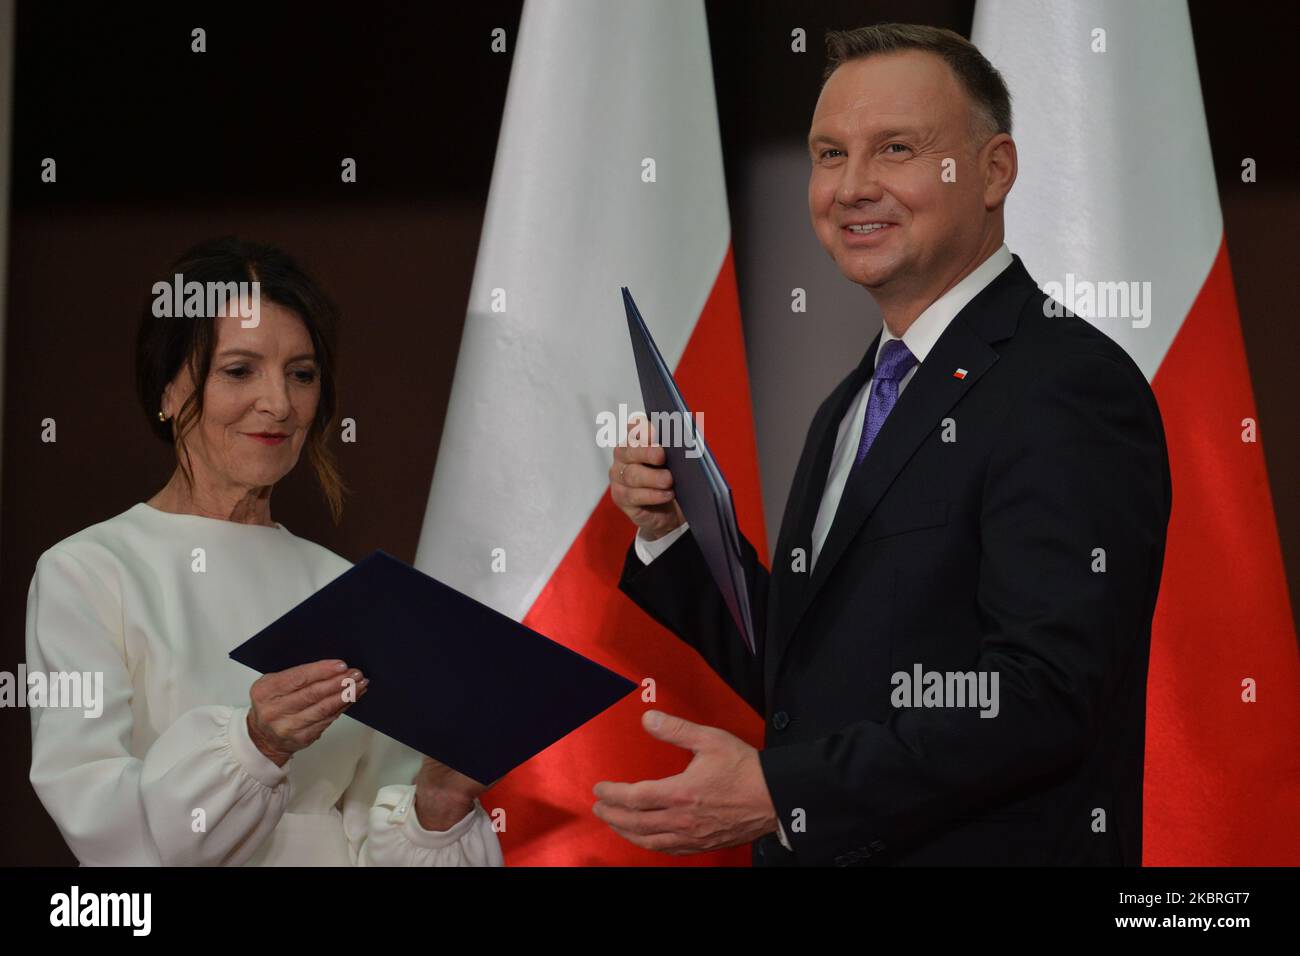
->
(623, 287, 757, 654)
(229, 551, 636, 784)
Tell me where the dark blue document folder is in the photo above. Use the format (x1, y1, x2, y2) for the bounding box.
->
(230, 551, 637, 784)
(623, 287, 757, 654)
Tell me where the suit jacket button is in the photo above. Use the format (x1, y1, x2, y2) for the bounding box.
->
(772, 711, 790, 731)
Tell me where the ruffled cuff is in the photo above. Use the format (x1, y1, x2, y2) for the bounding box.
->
(373, 784, 481, 849)
(224, 705, 290, 790)
(362, 784, 503, 865)
(137, 704, 291, 865)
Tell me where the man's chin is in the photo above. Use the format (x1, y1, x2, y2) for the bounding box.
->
(838, 258, 899, 290)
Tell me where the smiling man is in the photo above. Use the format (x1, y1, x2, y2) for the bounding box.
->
(597, 23, 1172, 866)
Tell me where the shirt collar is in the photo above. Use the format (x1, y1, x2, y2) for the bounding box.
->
(876, 243, 1014, 368)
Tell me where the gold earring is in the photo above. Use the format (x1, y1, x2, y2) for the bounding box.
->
(159, 410, 167, 422)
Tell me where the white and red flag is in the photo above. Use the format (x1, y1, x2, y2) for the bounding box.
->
(974, 0, 1300, 863)
(415, 0, 766, 865)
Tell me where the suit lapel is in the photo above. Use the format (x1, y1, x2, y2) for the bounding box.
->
(770, 256, 1038, 670)
(766, 340, 880, 673)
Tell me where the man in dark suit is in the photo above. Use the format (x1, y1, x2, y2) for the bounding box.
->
(592, 24, 1170, 865)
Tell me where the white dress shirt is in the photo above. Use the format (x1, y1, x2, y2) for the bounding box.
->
(630, 244, 1014, 851)
(25, 502, 504, 866)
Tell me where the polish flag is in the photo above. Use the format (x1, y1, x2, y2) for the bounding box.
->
(414, 0, 766, 864)
(973, 1, 1300, 863)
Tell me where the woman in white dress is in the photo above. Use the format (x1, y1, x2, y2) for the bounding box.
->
(25, 237, 503, 866)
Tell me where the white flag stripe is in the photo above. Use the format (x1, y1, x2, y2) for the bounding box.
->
(416, 0, 730, 620)
(972, 0, 1222, 380)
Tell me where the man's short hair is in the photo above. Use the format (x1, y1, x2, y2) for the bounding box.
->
(823, 23, 1013, 140)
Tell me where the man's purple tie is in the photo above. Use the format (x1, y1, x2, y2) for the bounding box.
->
(854, 339, 918, 467)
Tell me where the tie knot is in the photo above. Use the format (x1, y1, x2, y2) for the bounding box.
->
(874, 339, 917, 383)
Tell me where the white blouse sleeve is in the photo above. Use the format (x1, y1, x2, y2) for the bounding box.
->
(339, 727, 504, 866)
(25, 545, 291, 866)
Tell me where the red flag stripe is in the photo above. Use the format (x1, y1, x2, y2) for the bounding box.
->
(483, 246, 768, 865)
(1145, 235, 1300, 865)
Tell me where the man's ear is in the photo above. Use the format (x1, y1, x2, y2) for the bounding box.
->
(982, 133, 1017, 210)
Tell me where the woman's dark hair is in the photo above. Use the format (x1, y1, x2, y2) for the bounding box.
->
(135, 237, 347, 523)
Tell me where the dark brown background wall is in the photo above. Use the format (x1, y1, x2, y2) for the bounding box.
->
(2, 1, 1295, 865)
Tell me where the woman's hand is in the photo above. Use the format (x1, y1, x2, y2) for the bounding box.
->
(246, 659, 368, 767)
(413, 756, 488, 831)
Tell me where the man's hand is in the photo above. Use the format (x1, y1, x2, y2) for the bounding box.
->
(609, 414, 685, 541)
(592, 710, 778, 854)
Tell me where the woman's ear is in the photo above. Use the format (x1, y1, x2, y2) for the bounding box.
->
(161, 363, 196, 419)
(160, 378, 177, 419)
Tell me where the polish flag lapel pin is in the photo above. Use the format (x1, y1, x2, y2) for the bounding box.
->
(953, 368, 968, 380)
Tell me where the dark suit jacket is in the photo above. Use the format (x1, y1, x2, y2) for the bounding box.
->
(619, 255, 1171, 866)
